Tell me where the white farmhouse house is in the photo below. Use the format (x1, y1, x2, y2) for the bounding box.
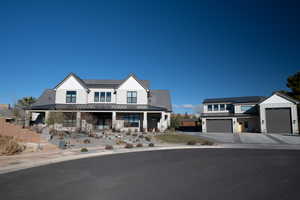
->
(26, 73, 172, 132)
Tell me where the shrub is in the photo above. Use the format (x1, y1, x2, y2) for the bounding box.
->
(83, 139, 91, 144)
(136, 143, 143, 147)
(187, 140, 197, 145)
(126, 132, 131, 136)
(0, 135, 25, 155)
(124, 143, 134, 149)
(139, 135, 144, 139)
(148, 143, 155, 147)
(145, 136, 151, 142)
(81, 147, 88, 152)
(132, 133, 138, 137)
(116, 140, 126, 145)
(201, 140, 214, 146)
(105, 145, 114, 150)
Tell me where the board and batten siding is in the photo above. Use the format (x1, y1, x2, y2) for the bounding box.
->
(259, 94, 299, 134)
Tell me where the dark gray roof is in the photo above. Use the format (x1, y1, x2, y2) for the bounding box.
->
(149, 90, 172, 112)
(83, 79, 150, 89)
(31, 89, 56, 106)
(203, 96, 266, 104)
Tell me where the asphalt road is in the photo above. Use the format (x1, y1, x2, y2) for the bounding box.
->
(1, 149, 300, 200)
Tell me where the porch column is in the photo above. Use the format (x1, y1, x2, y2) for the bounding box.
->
(232, 117, 238, 133)
(76, 112, 81, 130)
(143, 112, 148, 132)
(159, 111, 165, 131)
(112, 111, 117, 129)
(25, 110, 31, 127)
(45, 111, 49, 124)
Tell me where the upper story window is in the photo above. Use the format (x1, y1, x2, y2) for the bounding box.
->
(66, 91, 76, 103)
(220, 104, 225, 111)
(127, 91, 137, 103)
(241, 105, 253, 112)
(100, 92, 105, 102)
(106, 92, 111, 102)
(94, 92, 99, 102)
(208, 105, 212, 111)
(213, 104, 219, 111)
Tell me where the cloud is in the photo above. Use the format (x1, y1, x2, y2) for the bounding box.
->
(172, 104, 203, 113)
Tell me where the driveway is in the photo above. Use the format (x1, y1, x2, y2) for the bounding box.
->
(182, 131, 300, 145)
(1, 149, 300, 200)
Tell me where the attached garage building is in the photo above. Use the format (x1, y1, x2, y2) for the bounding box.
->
(206, 119, 232, 133)
(260, 93, 299, 134)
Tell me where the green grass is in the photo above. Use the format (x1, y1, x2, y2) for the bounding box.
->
(155, 133, 214, 145)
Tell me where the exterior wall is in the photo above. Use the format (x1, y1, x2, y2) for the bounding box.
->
(234, 104, 256, 114)
(55, 75, 88, 104)
(87, 88, 116, 103)
(237, 117, 260, 132)
(259, 94, 299, 134)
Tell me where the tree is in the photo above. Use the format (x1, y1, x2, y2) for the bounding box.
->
(16, 97, 37, 107)
(170, 114, 180, 129)
(286, 71, 300, 100)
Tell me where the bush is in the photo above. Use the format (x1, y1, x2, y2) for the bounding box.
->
(145, 136, 151, 142)
(0, 135, 25, 155)
(201, 140, 214, 146)
(105, 145, 113, 150)
(124, 143, 134, 149)
(132, 133, 138, 137)
(81, 147, 88, 152)
(187, 140, 197, 145)
(83, 139, 91, 144)
(148, 143, 155, 147)
(139, 135, 144, 139)
(126, 132, 131, 136)
(136, 143, 143, 147)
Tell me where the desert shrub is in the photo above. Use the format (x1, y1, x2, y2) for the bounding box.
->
(187, 140, 197, 145)
(148, 143, 155, 147)
(0, 135, 25, 155)
(139, 135, 144, 139)
(105, 145, 114, 150)
(46, 112, 64, 125)
(124, 143, 134, 149)
(126, 132, 131, 136)
(145, 136, 151, 142)
(136, 143, 143, 147)
(132, 133, 138, 137)
(201, 140, 214, 146)
(83, 139, 91, 144)
(116, 140, 126, 145)
(81, 147, 88, 152)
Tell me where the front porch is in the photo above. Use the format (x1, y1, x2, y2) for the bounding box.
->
(26, 110, 170, 133)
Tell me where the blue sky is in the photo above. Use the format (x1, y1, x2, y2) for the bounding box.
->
(0, 0, 299, 113)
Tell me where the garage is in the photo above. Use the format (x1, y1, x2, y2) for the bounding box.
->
(206, 119, 233, 133)
(266, 108, 292, 133)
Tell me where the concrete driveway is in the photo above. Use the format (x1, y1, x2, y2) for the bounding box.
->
(182, 131, 300, 145)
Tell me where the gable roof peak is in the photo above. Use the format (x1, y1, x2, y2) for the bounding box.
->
(54, 72, 88, 90)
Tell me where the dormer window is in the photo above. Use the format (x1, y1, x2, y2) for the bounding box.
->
(127, 91, 137, 103)
(66, 91, 76, 103)
(208, 105, 212, 111)
(220, 104, 225, 111)
(213, 104, 218, 111)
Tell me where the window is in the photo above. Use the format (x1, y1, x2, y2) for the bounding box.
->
(127, 91, 137, 103)
(241, 105, 253, 112)
(106, 92, 111, 102)
(220, 104, 225, 111)
(100, 92, 105, 102)
(66, 91, 76, 103)
(208, 105, 212, 111)
(213, 104, 219, 111)
(123, 114, 139, 127)
(94, 92, 99, 102)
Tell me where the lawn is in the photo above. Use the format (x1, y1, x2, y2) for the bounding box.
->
(155, 133, 214, 145)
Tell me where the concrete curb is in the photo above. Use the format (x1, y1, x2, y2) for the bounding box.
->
(1, 144, 300, 175)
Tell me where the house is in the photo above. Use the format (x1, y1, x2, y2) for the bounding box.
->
(0, 104, 14, 122)
(201, 92, 299, 134)
(25, 73, 172, 132)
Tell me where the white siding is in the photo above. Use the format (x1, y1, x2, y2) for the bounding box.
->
(259, 94, 299, 134)
(55, 75, 87, 104)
